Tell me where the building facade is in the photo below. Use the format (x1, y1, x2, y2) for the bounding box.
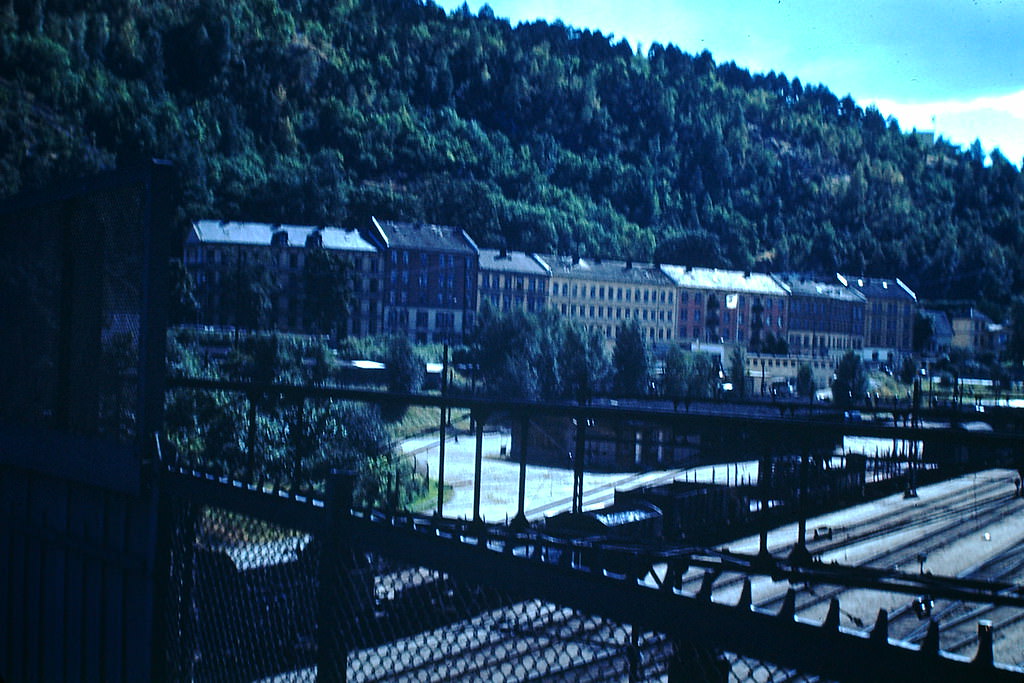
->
(661, 266, 790, 348)
(185, 220, 382, 336)
(370, 218, 479, 344)
(539, 256, 677, 348)
(837, 275, 916, 363)
(774, 274, 866, 360)
(477, 249, 550, 314)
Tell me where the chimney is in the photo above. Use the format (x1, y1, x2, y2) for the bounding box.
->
(499, 247, 508, 258)
(625, 258, 633, 270)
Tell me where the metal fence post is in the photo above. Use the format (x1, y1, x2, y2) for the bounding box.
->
(318, 470, 355, 683)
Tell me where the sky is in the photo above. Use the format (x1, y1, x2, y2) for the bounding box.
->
(434, 0, 1024, 166)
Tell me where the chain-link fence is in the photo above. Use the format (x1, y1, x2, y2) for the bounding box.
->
(0, 162, 172, 445)
(161, 499, 821, 683)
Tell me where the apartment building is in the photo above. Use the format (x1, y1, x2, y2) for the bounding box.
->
(660, 266, 790, 347)
(369, 217, 479, 344)
(538, 256, 677, 347)
(185, 220, 382, 336)
(477, 248, 550, 314)
(837, 275, 916, 363)
(774, 274, 866, 360)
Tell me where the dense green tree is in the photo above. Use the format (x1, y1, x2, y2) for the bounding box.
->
(223, 258, 277, 332)
(1007, 297, 1024, 365)
(558, 320, 608, 403)
(662, 346, 716, 404)
(302, 246, 355, 339)
(384, 334, 424, 394)
(168, 257, 200, 325)
(164, 329, 419, 504)
(612, 319, 650, 397)
(2, 0, 1023, 312)
(832, 350, 867, 407)
(912, 312, 935, 354)
(728, 348, 746, 399)
(796, 363, 815, 398)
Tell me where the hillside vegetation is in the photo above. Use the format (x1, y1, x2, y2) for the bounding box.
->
(2, 0, 1022, 307)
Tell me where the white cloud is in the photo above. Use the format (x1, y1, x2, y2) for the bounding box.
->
(868, 89, 1024, 165)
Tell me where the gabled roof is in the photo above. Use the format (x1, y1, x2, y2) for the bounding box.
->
(190, 220, 377, 252)
(370, 217, 478, 254)
(537, 255, 675, 286)
(836, 274, 917, 302)
(660, 265, 790, 296)
(478, 249, 550, 276)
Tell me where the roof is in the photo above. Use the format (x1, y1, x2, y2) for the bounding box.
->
(370, 217, 478, 254)
(536, 255, 675, 286)
(660, 265, 790, 296)
(773, 274, 866, 302)
(836, 274, 917, 302)
(478, 249, 551, 276)
(921, 309, 954, 338)
(190, 220, 377, 252)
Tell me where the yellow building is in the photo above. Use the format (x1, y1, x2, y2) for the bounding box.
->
(538, 256, 677, 348)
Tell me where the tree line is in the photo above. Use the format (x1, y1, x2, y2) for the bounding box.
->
(2, 0, 1023, 317)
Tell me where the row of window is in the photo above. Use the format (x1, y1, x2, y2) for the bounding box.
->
(747, 357, 834, 370)
(552, 282, 673, 305)
(389, 251, 466, 270)
(788, 334, 863, 351)
(584, 324, 671, 341)
(560, 303, 673, 323)
(480, 273, 544, 291)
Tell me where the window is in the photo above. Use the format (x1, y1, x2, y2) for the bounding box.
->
(599, 286, 605, 299)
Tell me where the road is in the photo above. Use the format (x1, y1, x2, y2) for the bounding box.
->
(400, 428, 758, 523)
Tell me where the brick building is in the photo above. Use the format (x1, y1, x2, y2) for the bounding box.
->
(836, 275, 916, 363)
(660, 266, 790, 348)
(773, 274, 866, 360)
(369, 218, 479, 344)
(185, 220, 382, 336)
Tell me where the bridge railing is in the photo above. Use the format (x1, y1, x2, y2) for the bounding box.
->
(154, 466, 1024, 683)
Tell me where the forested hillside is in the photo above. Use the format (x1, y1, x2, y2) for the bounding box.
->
(2, 0, 1022, 306)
